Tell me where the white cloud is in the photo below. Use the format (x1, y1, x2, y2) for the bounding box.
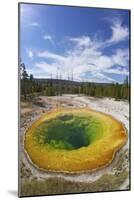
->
(42, 35, 53, 43)
(28, 22, 40, 27)
(112, 49, 129, 66)
(34, 38, 129, 82)
(37, 51, 64, 61)
(30, 17, 129, 83)
(35, 62, 57, 74)
(27, 49, 34, 59)
(104, 68, 129, 76)
(107, 20, 129, 44)
(90, 73, 116, 83)
(69, 36, 93, 48)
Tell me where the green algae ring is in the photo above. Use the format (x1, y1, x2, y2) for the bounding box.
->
(24, 108, 127, 173)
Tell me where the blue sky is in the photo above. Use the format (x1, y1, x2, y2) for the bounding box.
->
(20, 3, 130, 83)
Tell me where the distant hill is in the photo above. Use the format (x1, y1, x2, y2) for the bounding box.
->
(34, 78, 112, 86)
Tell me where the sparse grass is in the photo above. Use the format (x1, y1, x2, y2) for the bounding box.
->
(20, 170, 129, 196)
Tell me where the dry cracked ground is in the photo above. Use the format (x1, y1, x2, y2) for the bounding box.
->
(19, 95, 130, 197)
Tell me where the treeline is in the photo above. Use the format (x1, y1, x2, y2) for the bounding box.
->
(20, 62, 43, 100)
(78, 80, 129, 100)
(20, 62, 129, 101)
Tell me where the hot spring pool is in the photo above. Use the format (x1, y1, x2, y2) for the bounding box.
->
(24, 108, 127, 172)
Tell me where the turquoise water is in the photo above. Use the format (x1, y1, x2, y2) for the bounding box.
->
(34, 114, 104, 150)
